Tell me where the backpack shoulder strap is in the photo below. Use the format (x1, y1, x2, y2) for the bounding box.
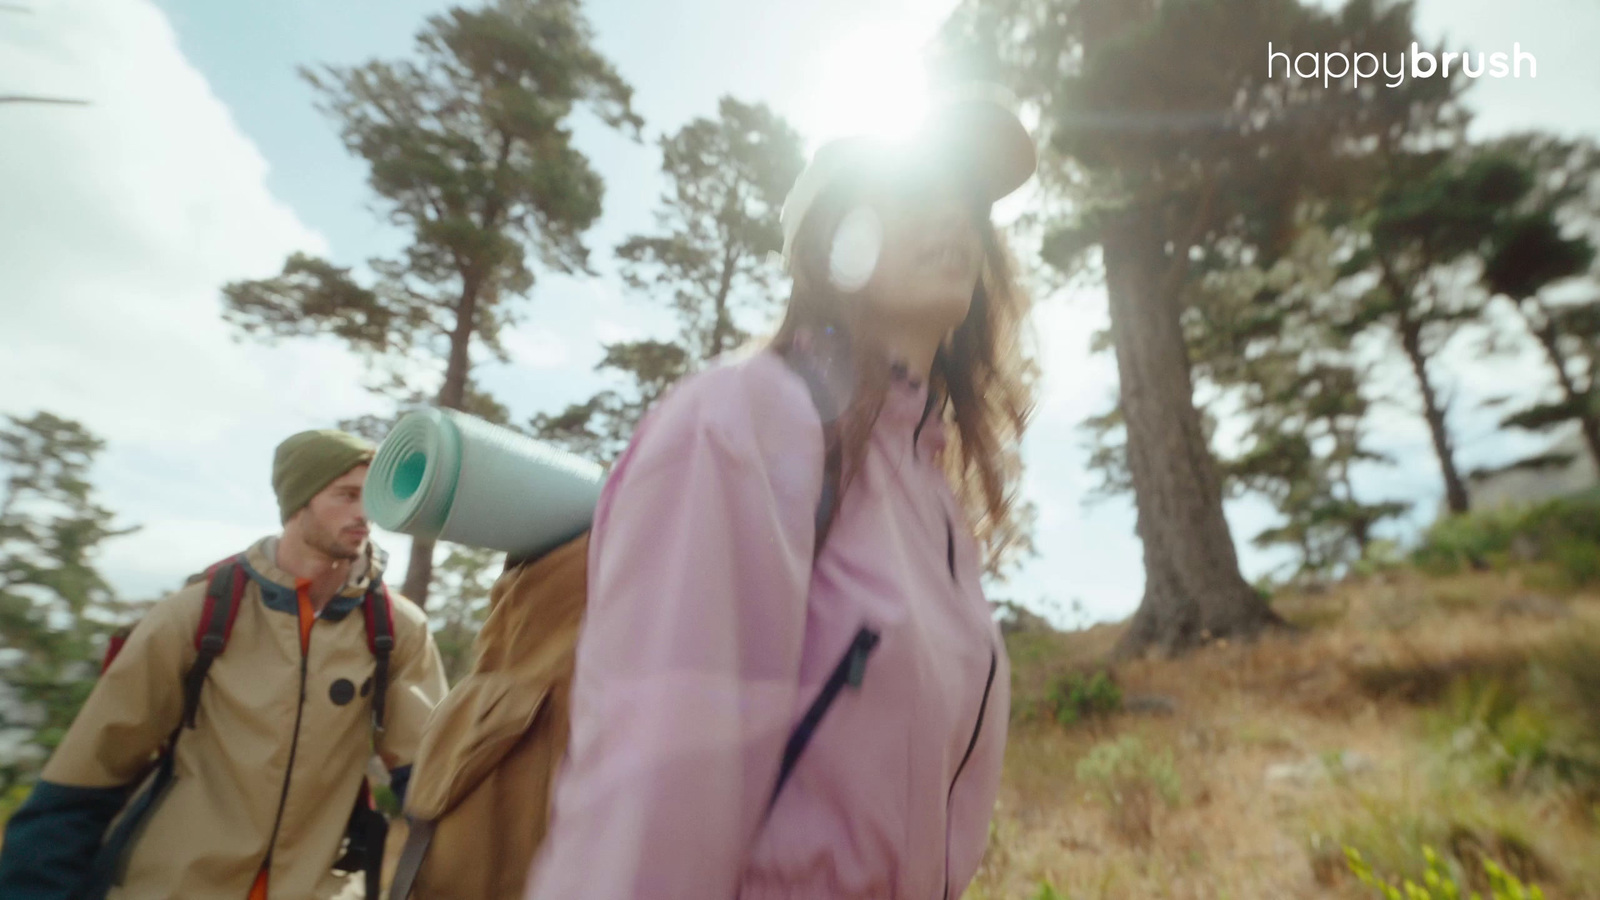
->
(181, 555, 247, 729)
(361, 582, 396, 733)
(100, 625, 134, 675)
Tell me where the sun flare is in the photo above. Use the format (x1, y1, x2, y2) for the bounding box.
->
(797, 21, 934, 146)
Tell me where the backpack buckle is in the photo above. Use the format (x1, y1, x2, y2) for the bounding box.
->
(199, 633, 226, 654)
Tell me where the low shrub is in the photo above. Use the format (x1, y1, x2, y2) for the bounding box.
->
(1045, 670, 1122, 728)
(1427, 628, 1600, 796)
(1345, 845, 1545, 900)
(1032, 881, 1066, 900)
(1413, 492, 1600, 587)
(1075, 735, 1180, 847)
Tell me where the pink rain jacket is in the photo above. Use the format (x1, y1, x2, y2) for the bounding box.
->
(525, 350, 1009, 900)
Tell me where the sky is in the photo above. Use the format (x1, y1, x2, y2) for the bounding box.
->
(2, 0, 1599, 626)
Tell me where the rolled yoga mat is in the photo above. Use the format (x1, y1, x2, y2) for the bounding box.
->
(364, 408, 604, 560)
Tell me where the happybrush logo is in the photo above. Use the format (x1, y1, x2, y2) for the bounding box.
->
(1268, 42, 1538, 89)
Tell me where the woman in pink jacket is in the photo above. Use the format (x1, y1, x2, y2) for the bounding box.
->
(526, 85, 1037, 900)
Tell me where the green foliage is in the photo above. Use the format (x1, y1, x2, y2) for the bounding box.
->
(224, 0, 641, 402)
(1076, 735, 1180, 846)
(1076, 402, 1131, 504)
(530, 339, 690, 465)
(1483, 212, 1594, 310)
(966, 0, 1441, 582)
(1468, 136, 1600, 477)
(1350, 540, 1407, 579)
(532, 97, 802, 465)
(1412, 492, 1600, 587)
(1077, 736, 1181, 806)
(427, 545, 505, 684)
(1539, 625, 1600, 755)
(616, 96, 803, 360)
(0, 782, 26, 826)
(1316, 785, 1554, 896)
(0, 413, 138, 798)
(1434, 676, 1561, 791)
(940, 0, 1464, 652)
(220, 0, 644, 607)
(1046, 670, 1121, 728)
(1345, 846, 1545, 900)
(1420, 627, 1600, 797)
(1411, 509, 1523, 575)
(1188, 226, 1411, 579)
(1033, 881, 1067, 900)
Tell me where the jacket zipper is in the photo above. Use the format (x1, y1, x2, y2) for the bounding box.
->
(259, 624, 312, 883)
(767, 626, 880, 817)
(942, 648, 998, 900)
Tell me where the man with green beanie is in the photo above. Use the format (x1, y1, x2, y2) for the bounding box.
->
(0, 429, 449, 900)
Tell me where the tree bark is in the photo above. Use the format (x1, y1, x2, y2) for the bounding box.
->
(401, 281, 481, 608)
(1395, 311, 1470, 515)
(1104, 209, 1282, 659)
(710, 242, 738, 358)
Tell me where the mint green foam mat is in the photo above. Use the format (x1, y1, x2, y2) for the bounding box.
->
(364, 407, 604, 560)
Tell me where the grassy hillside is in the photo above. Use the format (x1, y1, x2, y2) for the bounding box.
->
(978, 565, 1600, 900)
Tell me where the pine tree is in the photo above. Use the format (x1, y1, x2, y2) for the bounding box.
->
(1474, 137, 1600, 476)
(221, 0, 641, 606)
(942, 0, 1460, 654)
(0, 413, 137, 801)
(532, 97, 803, 464)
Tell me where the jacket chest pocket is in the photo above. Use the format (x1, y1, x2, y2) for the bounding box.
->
(311, 653, 382, 741)
(321, 670, 377, 711)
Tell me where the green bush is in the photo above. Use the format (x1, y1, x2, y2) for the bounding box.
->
(1046, 670, 1122, 728)
(1412, 508, 1523, 575)
(1531, 626, 1600, 795)
(1351, 539, 1407, 578)
(1412, 493, 1600, 585)
(1033, 881, 1067, 900)
(1430, 628, 1600, 796)
(1076, 735, 1180, 846)
(1345, 845, 1545, 900)
(1548, 537, 1600, 586)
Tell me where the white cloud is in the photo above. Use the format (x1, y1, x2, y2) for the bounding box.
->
(0, 0, 388, 598)
(500, 326, 574, 370)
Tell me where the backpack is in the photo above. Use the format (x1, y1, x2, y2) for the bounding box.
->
(87, 554, 397, 900)
(388, 357, 886, 900)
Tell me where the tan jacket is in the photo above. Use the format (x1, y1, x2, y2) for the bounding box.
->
(400, 535, 586, 900)
(40, 538, 447, 900)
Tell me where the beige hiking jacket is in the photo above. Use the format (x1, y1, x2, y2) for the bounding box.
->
(40, 537, 447, 900)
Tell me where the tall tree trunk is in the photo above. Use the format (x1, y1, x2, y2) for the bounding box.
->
(709, 243, 738, 358)
(1521, 299, 1600, 470)
(1396, 313, 1470, 515)
(1104, 209, 1281, 658)
(401, 282, 481, 607)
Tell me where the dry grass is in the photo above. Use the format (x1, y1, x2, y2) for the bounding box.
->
(969, 571, 1600, 900)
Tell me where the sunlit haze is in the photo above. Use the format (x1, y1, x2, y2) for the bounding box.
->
(791, 17, 941, 146)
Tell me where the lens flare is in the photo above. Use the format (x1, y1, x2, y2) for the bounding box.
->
(798, 21, 934, 144)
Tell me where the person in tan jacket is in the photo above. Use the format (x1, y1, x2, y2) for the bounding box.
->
(0, 429, 449, 900)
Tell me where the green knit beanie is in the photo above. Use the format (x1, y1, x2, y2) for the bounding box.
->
(273, 430, 376, 523)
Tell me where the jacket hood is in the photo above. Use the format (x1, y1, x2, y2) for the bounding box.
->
(242, 536, 389, 622)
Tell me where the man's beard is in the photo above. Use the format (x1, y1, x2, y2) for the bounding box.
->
(308, 522, 363, 562)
